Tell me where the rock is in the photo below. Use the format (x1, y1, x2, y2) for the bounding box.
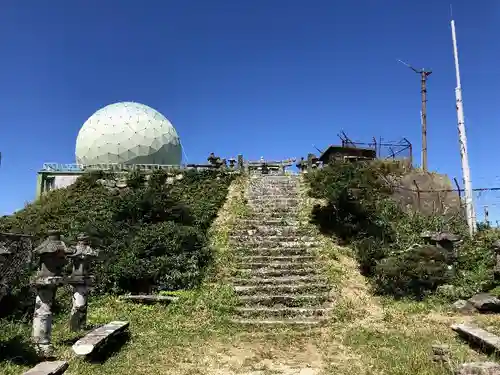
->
(175, 174, 184, 180)
(456, 362, 500, 375)
(166, 177, 175, 185)
(432, 344, 450, 363)
(468, 293, 500, 313)
(452, 299, 477, 314)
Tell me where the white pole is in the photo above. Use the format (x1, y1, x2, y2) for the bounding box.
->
(451, 19, 476, 236)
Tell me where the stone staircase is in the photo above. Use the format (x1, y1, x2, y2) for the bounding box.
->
(229, 175, 332, 326)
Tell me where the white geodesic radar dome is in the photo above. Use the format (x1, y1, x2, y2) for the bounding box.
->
(75, 102, 182, 166)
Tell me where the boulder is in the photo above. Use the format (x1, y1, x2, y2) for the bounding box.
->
(456, 362, 500, 375)
(468, 293, 500, 313)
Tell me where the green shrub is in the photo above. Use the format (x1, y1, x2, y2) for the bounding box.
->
(305, 160, 470, 299)
(111, 221, 209, 293)
(0, 169, 234, 314)
(374, 245, 453, 299)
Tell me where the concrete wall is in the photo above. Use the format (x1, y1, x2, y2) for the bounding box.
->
(392, 171, 463, 218)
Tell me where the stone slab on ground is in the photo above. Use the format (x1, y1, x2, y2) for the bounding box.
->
(72, 321, 129, 356)
(23, 361, 68, 375)
(456, 362, 500, 375)
(451, 323, 500, 353)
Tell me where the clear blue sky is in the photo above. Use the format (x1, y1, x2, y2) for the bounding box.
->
(1, 0, 499, 220)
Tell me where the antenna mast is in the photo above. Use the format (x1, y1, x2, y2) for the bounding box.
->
(398, 59, 432, 171)
(451, 18, 476, 236)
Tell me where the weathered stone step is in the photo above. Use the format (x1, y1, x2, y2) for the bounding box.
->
(236, 255, 316, 263)
(238, 219, 300, 226)
(237, 261, 319, 271)
(230, 318, 321, 326)
(248, 203, 300, 210)
(234, 306, 331, 319)
(234, 283, 330, 295)
(234, 267, 317, 277)
(232, 227, 302, 236)
(247, 194, 299, 200)
(237, 247, 315, 256)
(249, 208, 300, 215)
(238, 294, 328, 307)
(247, 212, 300, 219)
(231, 275, 327, 285)
(230, 235, 315, 243)
(237, 240, 320, 249)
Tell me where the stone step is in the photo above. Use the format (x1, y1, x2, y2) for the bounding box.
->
(230, 318, 321, 326)
(248, 203, 300, 209)
(234, 306, 331, 319)
(237, 261, 319, 270)
(236, 255, 316, 263)
(232, 227, 303, 236)
(234, 267, 318, 278)
(248, 197, 300, 203)
(248, 197, 300, 202)
(248, 211, 299, 221)
(236, 240, 320, 249)
(234, 283, 330, 295)
(248, 210, 300, 218)
(230, 235, 315, 243)
(238, 219, 300, 227)
(237, 247, 316, 256)
(237, 293, 329, 307)
(231, 275, 328, 286)
(245, 192, 300, 202)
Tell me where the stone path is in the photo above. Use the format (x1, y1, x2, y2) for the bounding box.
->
(230, 175, 332, 326)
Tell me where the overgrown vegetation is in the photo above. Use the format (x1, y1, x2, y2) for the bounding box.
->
(305, 160, 500, 300)
(0, 169, 235, 317)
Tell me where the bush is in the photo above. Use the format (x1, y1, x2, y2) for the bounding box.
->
(374, 245, 453, 299)
(0, 168, 235, 314)
(111, 221, 209, 293)
(305, 160, 469, 299)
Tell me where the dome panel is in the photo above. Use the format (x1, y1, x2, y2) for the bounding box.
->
(75, 101, 182, 165)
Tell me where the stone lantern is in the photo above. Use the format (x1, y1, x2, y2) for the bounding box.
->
(67, 233, 100, 332)
(421, 231, 461, 267)
(31, 230, 72, 356)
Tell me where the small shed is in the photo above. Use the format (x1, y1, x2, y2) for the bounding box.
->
(318, 146, 376, 164)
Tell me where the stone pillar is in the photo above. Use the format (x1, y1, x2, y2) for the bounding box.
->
(67, 233, 100, 332)
(31, 230, 71, 357)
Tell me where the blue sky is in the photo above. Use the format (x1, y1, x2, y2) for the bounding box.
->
(1, 0, 499, 220)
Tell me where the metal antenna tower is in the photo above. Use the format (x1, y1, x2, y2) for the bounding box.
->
(398, 59, 432, 172)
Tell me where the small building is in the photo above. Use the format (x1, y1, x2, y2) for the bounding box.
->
(318, 145, 376, 165)
(36, 163, 85, 199)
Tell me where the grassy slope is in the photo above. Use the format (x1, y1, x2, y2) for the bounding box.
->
(1, 175, 499, 375)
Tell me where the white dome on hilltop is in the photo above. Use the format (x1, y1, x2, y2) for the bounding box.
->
(75, 102, 182, 165)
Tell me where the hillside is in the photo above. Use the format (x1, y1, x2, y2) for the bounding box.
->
(1, 163, 500, 374)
